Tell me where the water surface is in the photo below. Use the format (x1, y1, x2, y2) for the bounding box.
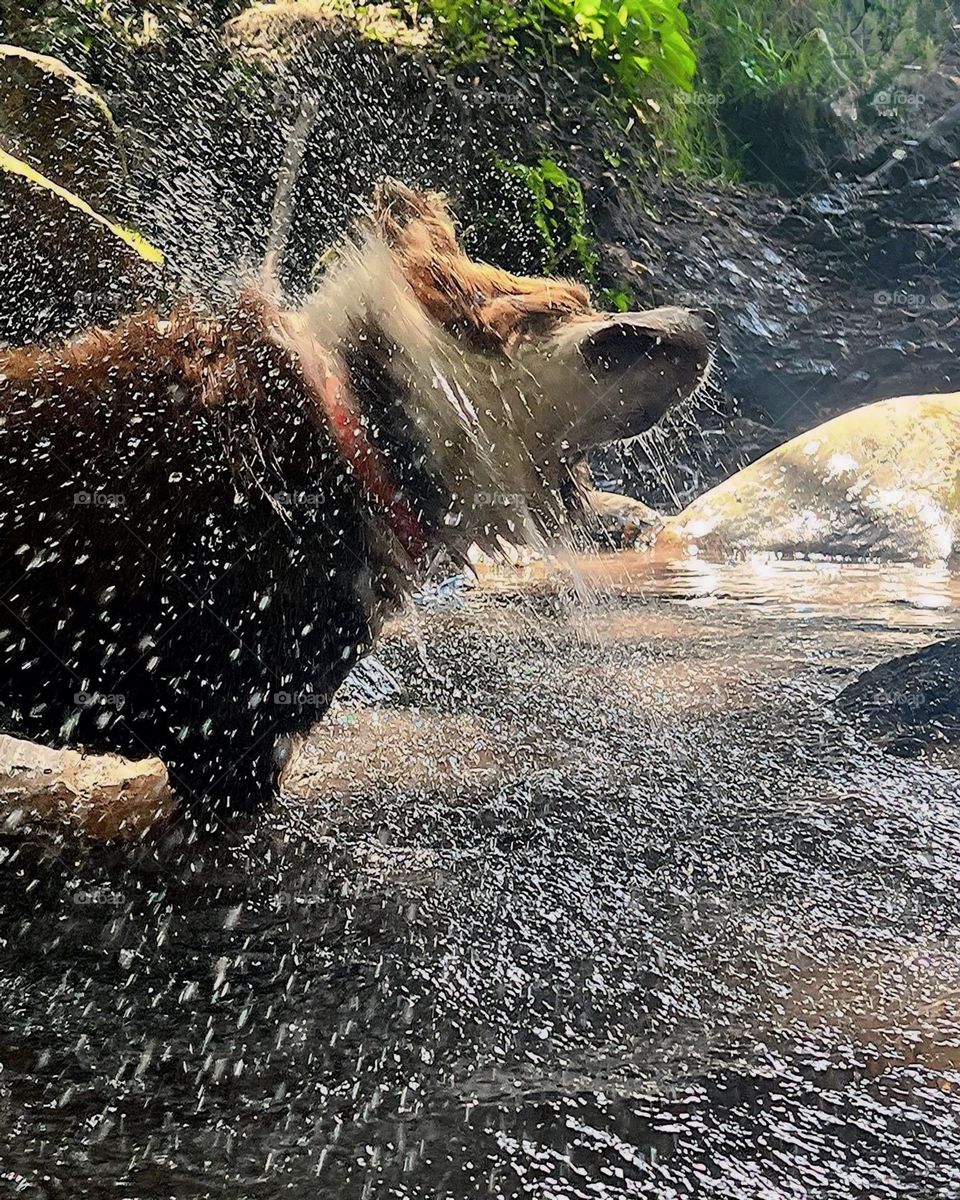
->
(2, 558, 959, 1197)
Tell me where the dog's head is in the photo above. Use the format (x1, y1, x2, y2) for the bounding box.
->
(294, 180, 717, 557)
(368, 180, 717, 457)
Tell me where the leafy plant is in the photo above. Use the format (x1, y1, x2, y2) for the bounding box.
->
(687, 0, 947, 105)
(418, 0, 696, 93)
(686, 0, 841, 100)
(420, 0, 525, 55)
(599, 285, 634, 311)
(537, 0, 696, 91)
(498, 156, 599, 280)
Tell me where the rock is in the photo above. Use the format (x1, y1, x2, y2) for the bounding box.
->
(617, 415, 785, 512)
(582, 488, 663, 549)
(0, 45, 161, 342)
(0, 734, 174, 839)
(224, 0, 432, 61)
(0, 44, 128, 211)
(836, 638, 960, 756)
(658, 393, 960, 563)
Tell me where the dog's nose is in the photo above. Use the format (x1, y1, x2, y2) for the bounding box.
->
(689, 307, 720, 342)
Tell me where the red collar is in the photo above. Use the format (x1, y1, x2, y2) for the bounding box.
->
(321, 372, 432, 567)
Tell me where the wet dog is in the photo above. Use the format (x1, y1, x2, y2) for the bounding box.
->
(0, 181, 716, 824)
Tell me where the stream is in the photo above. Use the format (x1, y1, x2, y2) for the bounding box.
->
(1, 557, 959, 1197)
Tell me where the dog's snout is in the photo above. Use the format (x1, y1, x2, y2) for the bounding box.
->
(689, 307, 720, 342)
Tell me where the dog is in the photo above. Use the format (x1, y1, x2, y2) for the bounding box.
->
(0, 181, 716, 825)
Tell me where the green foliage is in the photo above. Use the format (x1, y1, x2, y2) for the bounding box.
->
(498, 156, 599, 280)
(669, 0, 951, 182)
(686, 0, 947, 106)
(599, 285, 634, 311)
(419, 0, 696, 92)
(7, 0, 952, 276)
(420, 0, 525, 56)
(837, 0, 944, 84)
(424, 0, 950, 190)
(537, 0, 696, 91)
(688, 1, 838, 97)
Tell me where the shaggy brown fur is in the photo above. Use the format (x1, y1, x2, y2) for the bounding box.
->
(369, 182, 592, 351)
(0, 182, 717, 826)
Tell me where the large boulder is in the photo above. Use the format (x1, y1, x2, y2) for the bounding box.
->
(0, 44, 162, 342)
(659, 393, 960, 564)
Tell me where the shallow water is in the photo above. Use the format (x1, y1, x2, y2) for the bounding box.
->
(2, 557, 960, 1198)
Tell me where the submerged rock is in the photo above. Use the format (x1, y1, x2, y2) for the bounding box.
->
(658, 393, 960, 564)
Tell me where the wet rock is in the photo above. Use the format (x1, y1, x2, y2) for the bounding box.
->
(0, 45, 156, 342)
(597, 145, 960, 503)
(0, 735, 173, 839)
(867, 99, 960, 187)
(224, 0, 432, 60)
(658, 392, 960, 563)
(582, 488, 663, 549)
(0, 44, 128, 210)
(836, 637, 960, 754)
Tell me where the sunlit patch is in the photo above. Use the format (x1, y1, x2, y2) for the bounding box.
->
(287, 708, 556, 801)
(824, 451, 859, 479)
(0, 733, 171, 839)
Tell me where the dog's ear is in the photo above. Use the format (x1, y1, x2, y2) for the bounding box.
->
(369, 179, 461, 258)
(475, 289, 595, 353)
(365, 179, 591, 352)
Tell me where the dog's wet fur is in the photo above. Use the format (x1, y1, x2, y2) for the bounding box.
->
(0, 181, 716, 825)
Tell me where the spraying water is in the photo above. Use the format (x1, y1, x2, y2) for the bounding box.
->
(2, 5, 960, 1197)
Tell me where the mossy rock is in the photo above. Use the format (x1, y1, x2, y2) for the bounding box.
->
(660, 394, 960, 564)
(224, 0, 432, 61)
(0, 45, 162, 342)
(0, 43, 128, 212)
